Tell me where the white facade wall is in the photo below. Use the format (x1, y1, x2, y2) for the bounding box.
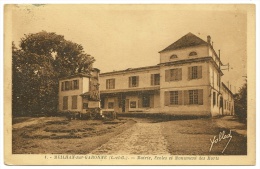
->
(208, 47, 220, 66)
(99, 68, 160, 91)
(160, 62, 210, 89)
(159, 61, 211, 116)
(209, 63, 222, 116)
(221, 86, 235, 115)
(160, 85, 211, 116)
(160, 45, 209, 63)
(59, 77, 89, 112)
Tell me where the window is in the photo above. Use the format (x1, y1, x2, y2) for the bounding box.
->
(217, 74, 220, 87)
(164, 91, 182, 106)
(129, 76, 139, 87)
(72, 95, 77, 109)
(165, 68, 182, 82)
(63, 96, 68, 110)
(65, 81, 70, 90)
(61, 79, 79, 91)
(189, 51, 197, 56)
(73, 80, 79, 89)
(188, 66, 202, 80)
(83, 103, 88, 109)
(184, 89, 203, 105)
(189, 90, 198, 104)
(191, 66, 198, 79)
(106, 79, 115, 89)
(151, 74, 160, 85)
(108, 102, 114, 109)
(142, 95, 150, 107)
(213, 92, 216, 106)
(217, 94, 219, 107)
(170, 91, 179, 105)
(170, 68, 182, 81)
(130, 101, 136, 108)
(170, 54, 178, 59)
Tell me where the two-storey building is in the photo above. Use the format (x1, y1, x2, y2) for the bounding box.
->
(58, 32, 235, 117)
(58, 68, 100, 114)
(98, 32, 234, 116)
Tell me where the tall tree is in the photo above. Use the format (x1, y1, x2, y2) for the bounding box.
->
(12, 31, 95, 116)
(234, 80, 247, 123)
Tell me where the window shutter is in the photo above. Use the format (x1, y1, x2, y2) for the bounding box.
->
(113, 79, 115, 89)
(63, 96, 68, 110)
(198, 89, 203, 105)
(70, 81, 73, 90)
(151, 74, 154, 86)
(184, 90, 189, 105)
(72, 81, 75, 90)
(106, 79, 108, 89)
(164, 91, 170, 106)
(178, 68, 182, 80)
(165, 70, 170, 82)
(188, 67, 192, 80)
(178, 90, 183, 105)
(129, 77, 132, 87)
(198, 66, 202, 79)
(150, 95, 154, 108)
(138, 96, 142, 108)
(104, 98, 108, 109)
(72, 95, 77, 109)
(136, 76, 139, 87)
(61, 82, 64, 91)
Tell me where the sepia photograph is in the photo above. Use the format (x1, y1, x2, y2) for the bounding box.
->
(3, 3, 256, 165)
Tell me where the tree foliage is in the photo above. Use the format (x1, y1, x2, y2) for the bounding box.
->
(12, 31, 95, 116)
(234, 80, 247, 123)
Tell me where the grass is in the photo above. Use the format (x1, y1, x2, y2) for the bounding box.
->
(12, 115, 247, 155)
(12, 117, 136, 154)
(161, 118, 247, 155)
(12, 117, 31, 124)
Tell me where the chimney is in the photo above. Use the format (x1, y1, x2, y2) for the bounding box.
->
(207, 35, 211, 44)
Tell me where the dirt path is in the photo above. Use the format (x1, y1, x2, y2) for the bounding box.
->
(214, 116, 247, 136)
(91, 122, 170, 155)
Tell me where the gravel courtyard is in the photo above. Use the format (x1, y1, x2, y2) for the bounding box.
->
(91, 122, 170, 155)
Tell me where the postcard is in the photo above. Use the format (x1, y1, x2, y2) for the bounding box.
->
(4, 4, 256, 165)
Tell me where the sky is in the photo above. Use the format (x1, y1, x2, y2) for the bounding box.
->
(11, 4, 250, 93)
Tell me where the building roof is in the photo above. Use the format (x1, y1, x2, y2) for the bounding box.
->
(100, 65, 160, 76)
(59, 73, 91, 80)
(222, 82, 234, 96)
(159, 32, 208, 53)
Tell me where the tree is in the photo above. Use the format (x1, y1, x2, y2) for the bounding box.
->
(12, 31, 95, 116)
(234, 80, 247, 123)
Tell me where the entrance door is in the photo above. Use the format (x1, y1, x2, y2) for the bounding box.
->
(125, 99, 129, 112)
(220, 96, 224, 115)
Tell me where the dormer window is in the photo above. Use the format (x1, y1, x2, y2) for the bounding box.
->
(189, 51, 197, 56)
(170, 54, 178, 59)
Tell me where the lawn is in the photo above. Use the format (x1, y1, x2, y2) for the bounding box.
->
(12, 115, 247, 155)
(161, 118, 247, 155)
(12, 116, 136, 154)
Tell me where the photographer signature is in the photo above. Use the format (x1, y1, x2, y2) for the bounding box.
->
(209, 130, 232, 153)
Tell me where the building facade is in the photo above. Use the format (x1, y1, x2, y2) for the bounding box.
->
(99, 33, 234, 116)
(58, 69, 100, 114)
(58, 33, 235, 116)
